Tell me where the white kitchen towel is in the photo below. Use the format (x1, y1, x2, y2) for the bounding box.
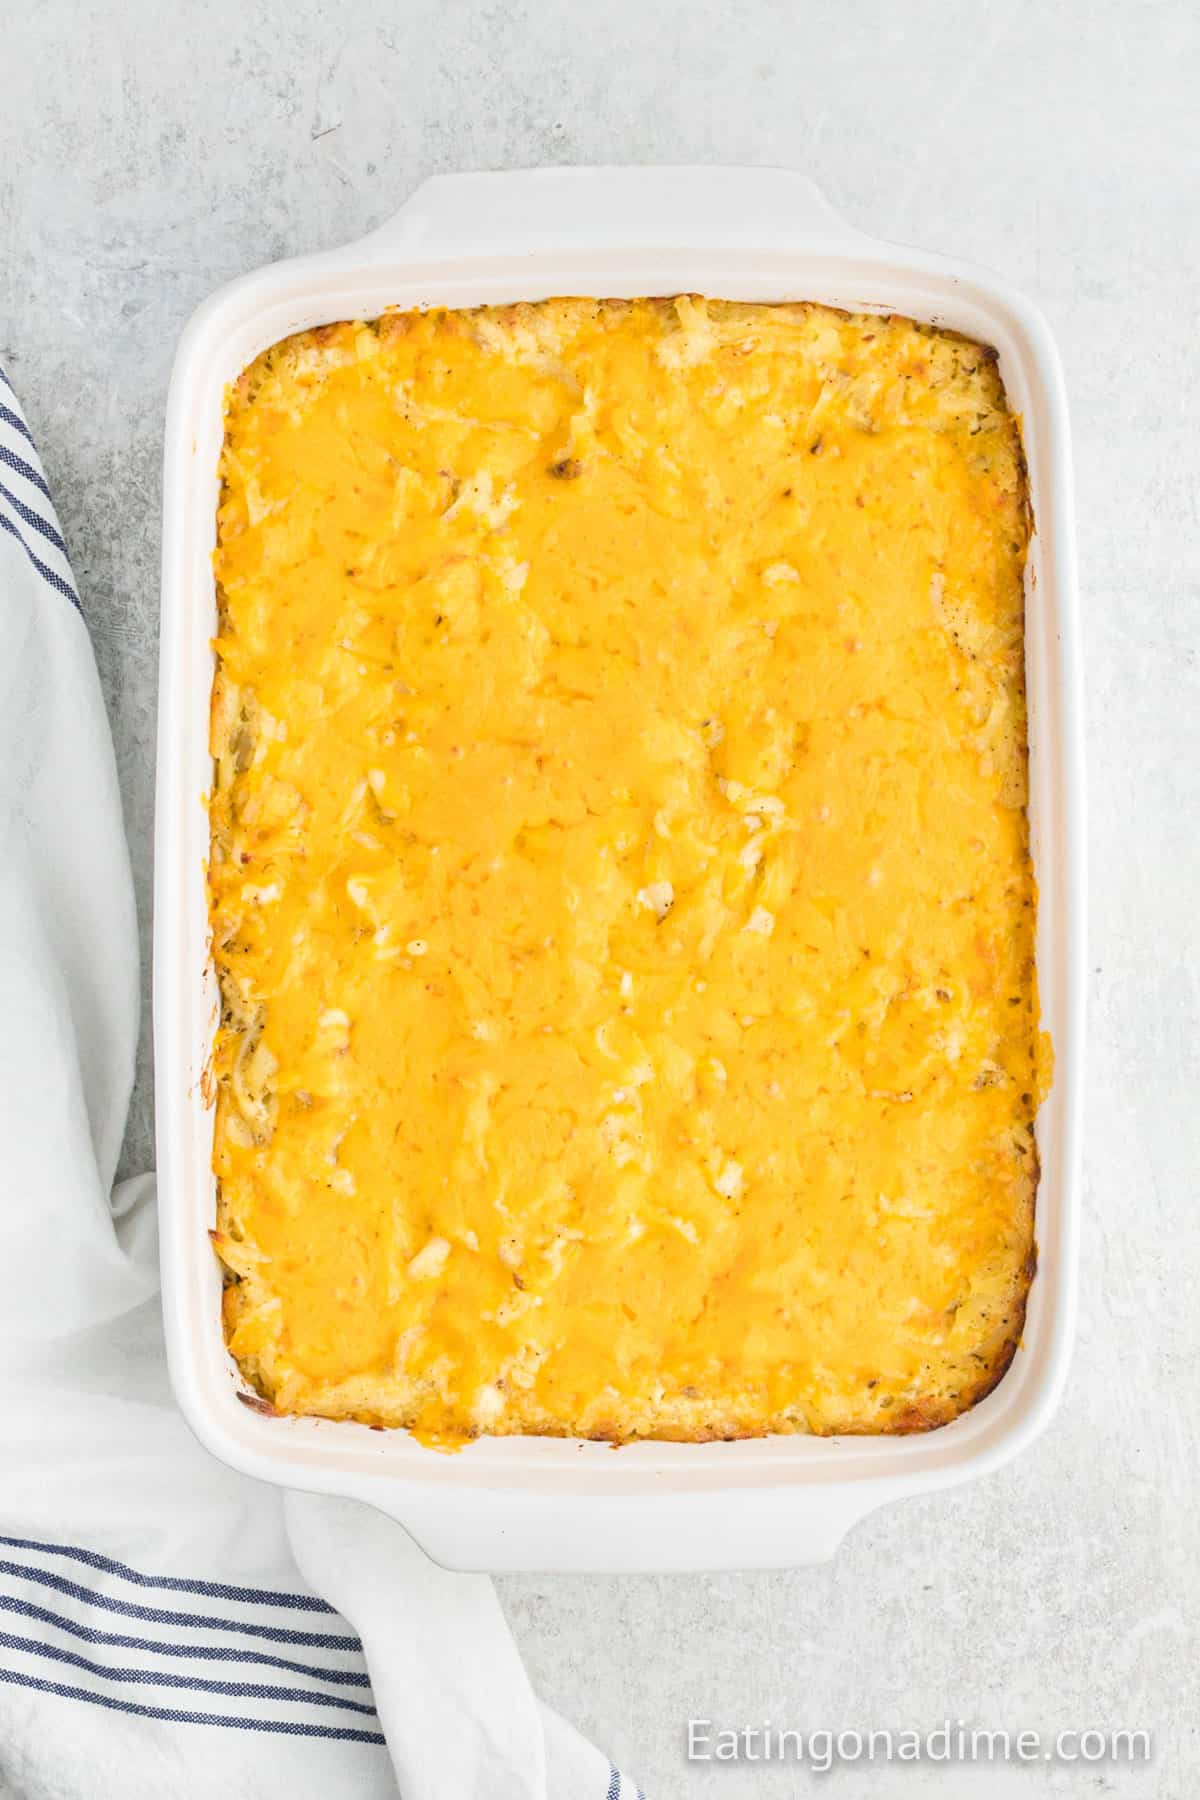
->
(0, 365, 644, 1800)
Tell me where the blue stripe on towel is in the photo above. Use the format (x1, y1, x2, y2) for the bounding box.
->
(0, 1537, 337, 1612)
(0, 402, 36, 445)
(0, 1561, 359, 1650)
(0, 476, 69, 556)
(0, 1666, 386, 1743)
(0, 442, 54, 500)
(0, 1594, 370, 1686)
(0, 509, 80, 609)
(0, 1545, 382, 1747)
(0, 369, 81, 610)
(0, 1628, 378, 1716)
(606, 1765, 644, 1798)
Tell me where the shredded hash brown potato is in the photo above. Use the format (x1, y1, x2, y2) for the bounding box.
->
(209, 297, 1049, 1448)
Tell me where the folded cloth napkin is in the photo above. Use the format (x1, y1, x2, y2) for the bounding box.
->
(0, 366, 644, 1800)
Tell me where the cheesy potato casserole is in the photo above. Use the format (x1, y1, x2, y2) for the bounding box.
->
(209, 296, 1047, 1447)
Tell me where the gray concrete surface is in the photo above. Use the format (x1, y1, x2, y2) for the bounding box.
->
(2, 0, 1197, 1793)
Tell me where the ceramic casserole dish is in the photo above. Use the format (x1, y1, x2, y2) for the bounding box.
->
(155, 166, 1084, 1572)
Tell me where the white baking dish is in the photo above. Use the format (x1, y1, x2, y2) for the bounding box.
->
(155, 166, 1084, 1573)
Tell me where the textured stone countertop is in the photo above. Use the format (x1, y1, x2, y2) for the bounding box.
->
(2, 1, 1196, 1793)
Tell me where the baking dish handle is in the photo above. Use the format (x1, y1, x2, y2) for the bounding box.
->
(353, 165, 867, 260)
(329, 1478, 898, 1574)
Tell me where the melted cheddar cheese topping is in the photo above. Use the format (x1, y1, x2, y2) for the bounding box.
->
(210, 297, 1046, 1447)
